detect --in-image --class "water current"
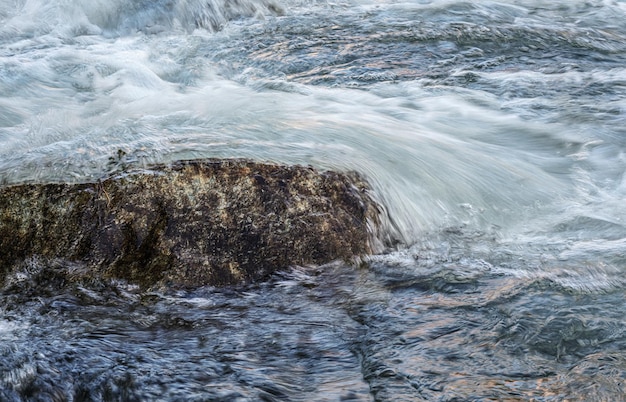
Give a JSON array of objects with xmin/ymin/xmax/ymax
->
[{"xmin": 1, "ymin": 0, "xmax": 626, "ymax": 400}]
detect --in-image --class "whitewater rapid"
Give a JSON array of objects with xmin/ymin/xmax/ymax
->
[{"xmin": 1, "ymin": 0, "xmax": 626, "ymax": 400}]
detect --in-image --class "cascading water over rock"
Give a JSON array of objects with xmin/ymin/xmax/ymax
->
[{"xmin": 2, "ymin": 0, "xmax": 626, "ymax": 399}]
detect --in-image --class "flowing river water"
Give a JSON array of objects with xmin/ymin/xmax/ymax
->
[{"xmin": 1, "ymin": 0, "xmax": 626, "ymax": 400}]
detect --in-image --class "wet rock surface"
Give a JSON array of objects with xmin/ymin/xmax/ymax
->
[{"xmin": 0, "ymin": 159, "xmax": 382, "ymax": 289}]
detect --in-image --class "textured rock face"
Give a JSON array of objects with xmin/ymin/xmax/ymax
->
[{"xmin": 0, "ymin": 159, "xmax": 382, "ymax": 288}]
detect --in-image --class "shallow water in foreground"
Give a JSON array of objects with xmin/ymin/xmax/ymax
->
[
  {"xmin": 2, "ymin": 241, "xmax": 625, "ymax": 400},
  {"xmin": 1, "ymin": 0, "xmax": 626, "ymax": 400}
]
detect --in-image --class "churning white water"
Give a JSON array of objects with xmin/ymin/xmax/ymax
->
[{"xmin": 1, "ymin": 0, "xmax": 626, "ymax": 400}]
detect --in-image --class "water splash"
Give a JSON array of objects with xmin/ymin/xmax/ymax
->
[
  {"xmin": 0, "ymin": 0, "xmax": 284, "ymax": 40},
  {"xmin": 1, "ymin": 1, "xmax": 626, "ymax": 399}
]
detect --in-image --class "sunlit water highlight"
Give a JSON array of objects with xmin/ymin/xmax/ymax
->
[{"xmin": 1, "ymin": 0, "xmax": 626, "ymax": 400}]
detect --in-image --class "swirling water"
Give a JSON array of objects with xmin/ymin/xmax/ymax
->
[{"xmin": 1, "ymin": 0, "xmax": 626, "ymax": 400}]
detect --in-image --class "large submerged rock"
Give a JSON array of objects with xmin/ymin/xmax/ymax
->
[{"xmin": 0, "ymin": 159, "xmax": 383, "ymax": 288}]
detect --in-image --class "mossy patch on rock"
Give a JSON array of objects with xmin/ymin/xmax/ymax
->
[{"xmin": 0, "ymin": 159, "xmax": 383, "ymax": 289}]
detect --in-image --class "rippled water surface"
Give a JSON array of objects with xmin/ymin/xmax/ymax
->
[{"xmin": 1, "ymin": 0, "xmax": 626, "ymax": 400}]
